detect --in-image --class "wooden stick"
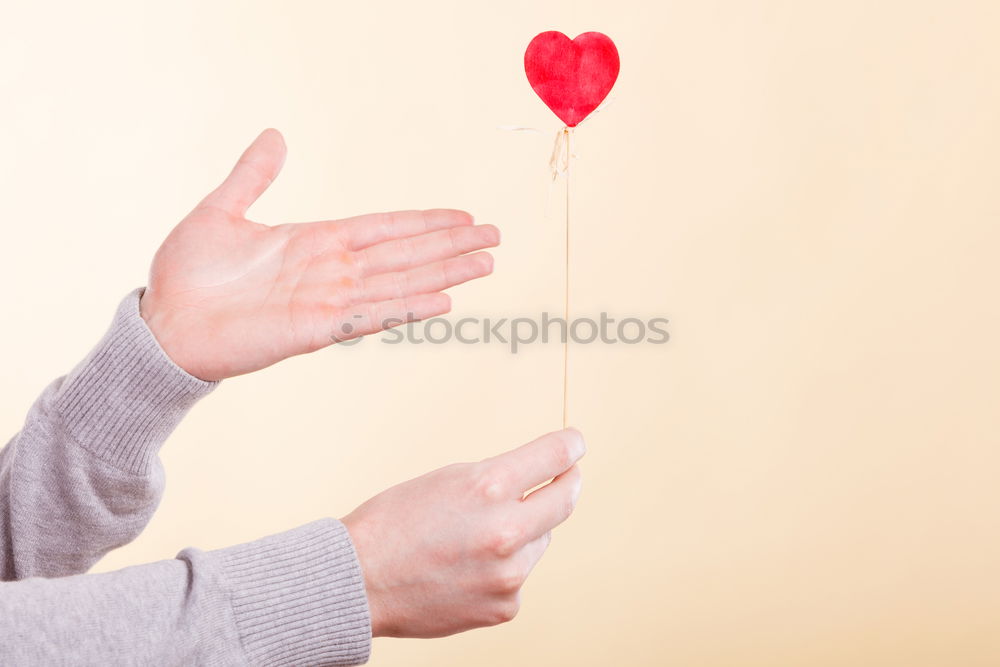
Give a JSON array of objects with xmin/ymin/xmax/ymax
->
[{"xmin": 562, "ymin": 126, "xmax": 571, "ymax": 428}]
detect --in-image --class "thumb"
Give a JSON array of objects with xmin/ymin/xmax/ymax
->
[{"xmin": 200, "ymin": 128, "xmax": 287, "ymax": 217}]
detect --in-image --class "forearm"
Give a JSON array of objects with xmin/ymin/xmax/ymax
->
[
  {"xmin": 0, "ymin": 518, "xmax": 372, "ymax": 665},
  {"xmin": 0, "ymin": 288, "xmax": 216, "ymax": 580}
]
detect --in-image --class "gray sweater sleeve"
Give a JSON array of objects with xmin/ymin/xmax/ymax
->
[
  {"xmin": 0, "ymin": 289, "xmax": 373, "ymax": 664},
  {"xmin": 0, "ymin": 288, "xmax": 217, "ymax": 580},
  {"xmin": 0, "ymin": 517, "xmax": 373, "ymax": 665}
]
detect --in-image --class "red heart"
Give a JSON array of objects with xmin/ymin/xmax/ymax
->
[{"xmin": 524, "ymin": 31, "xmax": 620, "ymax": 127}]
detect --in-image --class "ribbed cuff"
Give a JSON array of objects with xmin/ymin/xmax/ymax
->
[
  {"xmin": 218, "ymin": 518, "xmax": 373, "ymax": 666},
  {"xmin": 53, "ymin": 287, "xmax": 218, "ymax": 474}
]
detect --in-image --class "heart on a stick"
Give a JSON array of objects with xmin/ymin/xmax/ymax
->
[{"xmin": 524, "ymin": 31, "xmax": 620, "ymax": 127}]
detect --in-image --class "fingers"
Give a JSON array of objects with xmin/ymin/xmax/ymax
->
[
  {"xmin": 357, "ymin": 224, "xmax": 500, "ymax": 276},
  {"xmin": 515, "ymin": 530, "xmax": 553, "ymax": 580},
  {"xmin": 519, "ymin": 464, "xmax": 582, "ymax": 543},
  {"xmin": 339, "ymin": 209, "xmax": 475, "ymax": 251},
  {"xmin": 200, "ymin": 128, "xmax": 287, "ymax": 216},
  {"xmin": 330, "ymin": 292, "xmax": 452, "ymax": 342},
  {"xmin": 482, "ymin": 428, "xmax": 586, "ymax": 497},
  {"xmin": 359, "ymin": 252, "xmax": 494, "ymax": 302}
]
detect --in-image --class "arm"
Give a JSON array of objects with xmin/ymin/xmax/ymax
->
[
  {"xmin": 0, "ymin": 518, "xmax": 371, "ymax": 666},
  {"xmin": 1, "ymin": 127, "xmax": 526, "ymax": 662},
  {"xmin": 1, "ymin": 128, "xmax": 499, "ymax": 580},
  {"xmin": 0, "ymin": 289, "xmax": 216, "ymax": 581},
  {"xmin": 0, "ymin": 430, "xmax": 584, "ymax": 664}
]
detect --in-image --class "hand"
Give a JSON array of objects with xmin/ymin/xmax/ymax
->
[
  {"xmin": 341, "ymin": 428, "xmax": 586, "ymax": 638},
  {"xmin": 139, "ymin": 129, "xmax": 500, "ymax": 381}
]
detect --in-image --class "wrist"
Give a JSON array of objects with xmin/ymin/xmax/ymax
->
[
  {"xmin": 139, "ymin": 290, "xmax": 209, "ymax": 382},
  {"xmin": 342, "ymin": 513, "xmax": 389, "ymax": 638},
  {"xmin": 53, "ymin": 288, "xmax": 218, "ymax": 474}
]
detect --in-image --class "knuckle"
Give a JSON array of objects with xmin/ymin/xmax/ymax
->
[
  {"xmin": 355, "ymin": 247, "xmax": 372, "ymax": 275},
  {"xmin": 438, "ymin": 260, "xmax": 452, "ymax": 286},
  {"xmin": 561, "ymin": 496, "xmax": 576, "ymax": 522},
  {"xmin": 491, "ymin": 597, "xmax": 521, "ymax": 625},
  {"xmin": 491, "ymin": 563, "xmax": 526, "ymax": 594},
  {"xmin": 551, "ymin": 436, "xmax": 575, "ymax": 470},
  {"xmin": 484, "ymin": 522, "xmax": 523, "ymax": 557},
  {"xmin": 396, "ymin": 236, "xmax": 416, "ymax": 265},
  {"xmin": 363, "ymin": 301, "xmax": 381, "ymax": 328},
  {"xmin": 471, "ymin": 469, "xmax": 507, "ymax": 503},
  {"xmin": 551, "ymin": 448, "xmax": 571, "ymax": 475},
  {"xmin": 391, "ymin": 271, "xmax": 409, "ymax": 298}
]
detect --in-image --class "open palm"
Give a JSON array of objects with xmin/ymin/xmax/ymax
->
[{"xmin": 140, "ymin": 129, "xmax": 499, "ymax": 381}]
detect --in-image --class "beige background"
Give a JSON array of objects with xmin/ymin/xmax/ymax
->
[{"xmin": 2, "ymin": 1, "xmax": 1000, "ymax": 665}]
